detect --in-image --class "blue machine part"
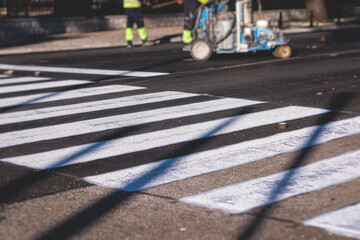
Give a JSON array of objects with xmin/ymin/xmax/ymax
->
[
  {"xmin": 241, "ymin": 27, "xmax": 289, "ymax": 52},
  {"xmin": 217, "ymin": 3, "xmax": 226, "ymax": 12},
  {"xmin": 198, "ymin": 8, "xmax": 208, "ymax": 28},
  {"xmin": 196, "ymin": 3, "xmax": 289, "ymax": 53},
  {"xmin": 198, "ymin": 3, "xmax": 226, "ymax": 29}
]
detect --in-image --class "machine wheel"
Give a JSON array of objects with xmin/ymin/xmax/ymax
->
[
  {"xmin": 190, "ymin": 40, "xmax": 213, "ymax": 61},
  {"xmin": 272, "ymin": 45, "xmax": 292, "ymax": 59}
]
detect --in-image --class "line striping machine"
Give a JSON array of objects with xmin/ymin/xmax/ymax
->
[{"xmin": 185, "ymin": 0, "xmax": 292, "ymax": 61}]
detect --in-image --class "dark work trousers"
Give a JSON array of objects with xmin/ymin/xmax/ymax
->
[
  {"xmin": 125, "ymin": 8, "xmax": 145, "ymax": 28},
  {"xmin": 184, "ymin": 0, "xmax": 200, "ymax": 30}
]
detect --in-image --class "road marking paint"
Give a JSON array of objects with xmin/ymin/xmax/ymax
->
[
  {"xmin": 0, "ymin": 80, "xmax": 94, "ymax": 94},
  {"xmin": 0, "ymin": 85, "xmax": 145, "ymax": 108},
  {"xmin": 0, "ymin": 64, "xmax": 169, "ymax": 77},
  {"xmin": 0, "ymin": 74, "xmax": 10, "ymax": 78},
  {"xmin": 180, "ymin": 150, "xmax": 360, "ymax": 214},
  {"xmin": 0, "ymin": 77, "xmax": 51, "ymax": 85},
  {"xmin": 304, "ymin": 202, "xmax": 360, "ymax": 239},
  {"xmin": 0, "ymin": 91, "xmax": 201, "ymax": 125},
  {"xmin": 84, "ymin": 117, "xmax": 360, "ymax": 191},
  {"xmin": 0, "ymin": 97, "xmax": 261, "ymax": 147},
  {"xmin": 1, "ymin": 106, "xmax": 328, "ymax": 169}
]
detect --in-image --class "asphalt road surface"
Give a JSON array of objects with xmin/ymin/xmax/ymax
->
[{"xmin": 0, "ymin": 28, "xmax": 359, "ymax": 240}]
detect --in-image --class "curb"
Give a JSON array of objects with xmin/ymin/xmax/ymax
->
[{"xmin": 0, "ymin": 13, "xmax": 184, "ymax": 39}]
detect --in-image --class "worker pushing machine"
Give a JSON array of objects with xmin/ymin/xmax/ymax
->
[
  {"xmin": 177, "ymin": 0, "xmax": 208, "ymax": 45},
  {"xmin": 123, "ymin": 0, "xmax": 151, "ymax": 48},
  {"xmin": 183, "ymin": 0, "xmax": 292, "ymax": 61}
]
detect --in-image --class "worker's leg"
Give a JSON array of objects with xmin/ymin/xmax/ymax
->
[
  {"xmin": 183, "ymin": 0, "xmax": 199, "ymax": 44},
  {"xmin": 125, "ymin": 9, "xmax": 135, "ymax": 48},
  {"xmin": 132, "ymin": 8, "xmax": 148, "ymax": 43}
]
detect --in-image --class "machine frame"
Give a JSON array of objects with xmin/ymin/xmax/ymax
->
[{"xmin": 187, "ymin": 0, "xmax": 292, "ymax": 61}]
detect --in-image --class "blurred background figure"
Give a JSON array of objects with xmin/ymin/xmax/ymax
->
[{"xmin": 124, "ymin": 0, "xmax": 151, "ymax": 48}]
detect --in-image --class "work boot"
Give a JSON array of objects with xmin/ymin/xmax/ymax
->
[
  {"xmin": 127, "ymin": 41, "xmax": 133, "ymax": 48},
  {"xmin": 142, "ymin": 39, "xmax": 153, "ymax": 47},
  {"xmin": 182, "ymin": 43, "xmax": 192, "ymax": 51}
]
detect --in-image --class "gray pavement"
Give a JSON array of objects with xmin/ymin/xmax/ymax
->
[
  {"xmin": 0, "ymin": 19, "xmax": 359, "ymax": 56},
  {"xmin": 0, "ymin": 26, "xmax": 183, "ymax": 55}
]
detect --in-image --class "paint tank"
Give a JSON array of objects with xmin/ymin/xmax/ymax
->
[{"xmin": 215, "ymin": 20, "xmax": 234, "ymax": 50}]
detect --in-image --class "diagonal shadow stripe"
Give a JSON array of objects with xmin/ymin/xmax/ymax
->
[
  {"xmin": 0, "ymin": 82, "xmax": 99, "ymax": 114},
  {"xmin": 236, "ymin": 92, "xmax": 355, "ymax": 240},
  {"xmin": 0, "ymin": 125, "xmax": 143, "ymax": 205},
  {"xmin": 33, "ymin": 108, "xmax": 252, "ymax": 240}
]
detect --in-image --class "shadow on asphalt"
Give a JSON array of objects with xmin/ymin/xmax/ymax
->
[
  {"xmin": 0, "ymin": 35, "xmax": 85, "ymax": 49},
  {"xmin": 0, "ymin": 44, "xmax": 356, "ymax": 238},
  {"xmin": 0, "ymin": 124, "xmax": 143, "ymax": 205},
  {"xmin": 31, "ymin": 93, "xmax": 353, "ymax": 240},
  {"xmin": 0, "ymin": 85, "xmax": 354, "ymax": 238},
  {"xmin": 1, "ymin": 106, "xmax": 252, "ymax": 239},
  {"xmin": 0, "ymin": 53, "xmax": 183, "ymax": 114},
  {"xmin": 235, "ymin": 92, "xmax": 355, "ymax": 240},
  {"xmin": 152, "ymin": 33, "xmax": 181, "ymax": 45}
]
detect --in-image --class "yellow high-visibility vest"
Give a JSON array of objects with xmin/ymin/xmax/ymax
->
[{"xmin": 123, "ymin": 0, "xmax": 141, "ymax": 8}]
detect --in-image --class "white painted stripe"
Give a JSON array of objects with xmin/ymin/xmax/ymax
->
[
  {"xmin": 84, "ymin": 117, "xmax": 360, "ymax": 191},
  {"xmin": 0, "ymin": 64, "xmax": 169, "ymax": 77},
  {"xmin": 0, "ymin": 85, "xmax": 145, "ymax": 108},
  {"xmin": 0, "ymin": 74, "xmax": 10, "ymax": 78},
  {"xmin": 180, "ymin": 150, "xmax": 360, "ymax": 214},
  {"xmin": 0, "ymin": 80, "xmax": 94, "ymax": 94},
  {"xmin": 304, "ymin": 202, "xmax": 360, "ymax": 239},
  {"xmin": 0, "ymin": 97, "xmax": 260, "ymax": 147},
  {"xmin": 0, "ymin": 77, "xmax": 51, "ymax": 85},
  {"xmin": 1, "ymin": 106, "xmax": 328, "ymax": 169},
  {"xmin": 0, "ymin": 91, "xmax": 201, "ymax": 125}
]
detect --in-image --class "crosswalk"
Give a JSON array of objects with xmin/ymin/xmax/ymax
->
[
  {"xmin": 0, "ymin": 79, "xmax": 95, "ymax": 94},
  {"xmin": 0, "ymin": 64, "xmax": 169, "ymax": 78},
  {"xmin": 0, "ymin": 74, "xmax": 359, "ymax": 239}
]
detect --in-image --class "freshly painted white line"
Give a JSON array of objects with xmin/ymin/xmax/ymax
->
[
  {"xmin": 0, "ymin": 77, "xmax": 51, "ymax": 85},
  {"xmin": 0, "ymin": 97, "xmax": 260, "ymax": 147},
  {"xmin": 0, "ymin": 80, "xmax": 94, "ymax": 94},
  {"xmin": 0, "ymin": 64, "xmax": 169, "ymax": 77},
  {"xmin": 0, "ymin": 91, "xmax": 201, "ymax": 125},
  {"xmin": 84, "ymin": 117, "xmax": 360, "ymax": 191},
  {"xmin": 1, "ymin": 106, "xmax": 328, "ymax": 169},
  {"xmin": 0, "ymin": 85, "xmax": 145, "ymax": 108},
  {"xmin": 180, "ymin": 150, "xmax": 360, "ymax": 214},
  {"xmin": 304, "ymin": 202, "xmax": 360, "ymax": 239}
]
